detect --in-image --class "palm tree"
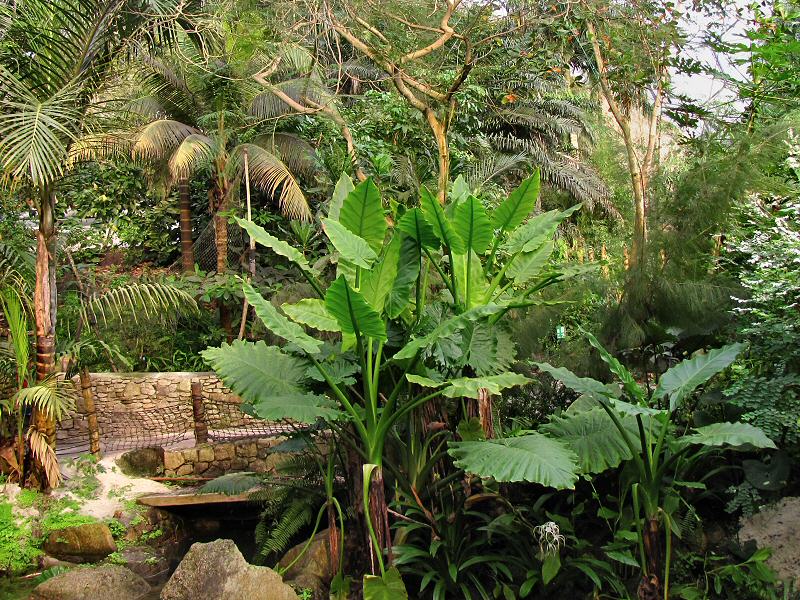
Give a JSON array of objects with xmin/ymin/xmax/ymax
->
[
  {"xmin": 130, "ymin": 37, "xmax": 315, "ymax": 274},
  {"xmin": 0, "ymin": 0, "xmax": 188, "ymax": 472}
]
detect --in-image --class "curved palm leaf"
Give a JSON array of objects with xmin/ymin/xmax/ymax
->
[
  {"xmin": 133, "ymin": 119, "xmax": 199, "ymax": 162},
  {"xmin": 168, "ymin": 132, "xmax": 215, "ymax": 180},
  {"xmin": 80, "ymin": 282, "xmax": 198, "ymax": 328},
  {"xmin": 231, "ymin": 143, "xmax": 311, "ymax": 221}
]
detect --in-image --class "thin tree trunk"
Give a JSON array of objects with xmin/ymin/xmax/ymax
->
[
  {"xmin": 80, "ymin": 368, "xmax": 100, "ymax": 457},
  {"xmin": 425, "ymin": 109, "xmax": 450, "ymax": 205},
  {"xmin": 178, "ymin": 178, "xmax": 194, "ymax": 273},
  {"xmin": 638, "ymin": 516, "xmax": 664, "ymax": 600},
  {"xmin": 32, "ymin": 187, "xmax": 57, "ymax": 488},
  {"xmin": 367, "ymin": 465, "xmax": 392, "ymax": 571}
]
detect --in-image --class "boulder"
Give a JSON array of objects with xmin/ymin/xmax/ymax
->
[
  {"xmin": 113, "ymin": 545, "xmax": 171, "ymax": 585},
  {"xmin": 44, "ymin": 522, "xmax": 117, "ymax": 563},
  {"xmin": 160, "ymin": 539, "xmax": 299, "ymax": 600},
  {"xmin": 118, "ymin": 447, "xmax": 164, "ymax": 477},
  {"xmin": 279, "ymin": 530, "xmax": 334, "ymax": 599},
  {"xmin": 29, "ymin": 565, "xmax": 150, "ymax": 600}
]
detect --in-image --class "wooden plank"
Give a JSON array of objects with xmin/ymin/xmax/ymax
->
[{"xmin": 136, "ymin": 491, "xmax": 256, "ymax": 507}]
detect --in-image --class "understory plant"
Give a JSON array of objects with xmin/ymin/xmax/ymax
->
[
  {"xmin": 449, "ymin": 331, "xmax": 776, "ymax": 599},
  {"xmin": 203, "ymin": 170, "xmax": 588, "ymax": 591}
]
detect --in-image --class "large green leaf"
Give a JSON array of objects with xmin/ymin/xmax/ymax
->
[
  {"xmin": 452, "ymin": 250, "xmax": 487, "ymax": 308},
  {"xmin": 339, "ymin": 178, "xmax": 386, "ymax": 252},
  {"xmin": 385, "ymin": 234, "xmax": 420, "ymax": 319},
  {"xmin": 653, "ymin": 344, "xmax": 744, "ymax": 411},
  {"xmin": 450, "ymin": 175, "xmax": 471, "ymax": 205},
  {"xmin": 535, "ymin": 362, "xmax": 615, "ymax": 400},
  {"xmin": 491, "ymin": 170, "xmax": 540, "ymax": 236},
  {"xmin": 397, "ymin": 208, "xmax": 439, "ymax": 249},
  {"xmin": 394, "ymin": 304, "xmax": 505, "ymax": 360},
  {"xmin": 503, "ymin": 204, "xmax": 581, "ymax": 255},
  {"xmin": 681, "ymin": 422, "xmax": 777, "ymax": 449},
  {"xmin": 448, "ymin": 433, "xmax": 579, "ymax": 489},
  {"xmin": 202, "ymin": 341, "xmax": 339, "ymax": 423},
  {"xmin": 453, "ymin": 195, "xmax": 492, "ymax": 254},
  {"xmin": 321, "ymin": 217, "xmax": 378, "ymax": 269},
  {"xmin": 243, "ymin": 282, "xmax": 322, "ymax": 354},
  {"xmin": 419, "ymin": 186, "xmax": 466, "ymax": 254},
  {"xmin": 542, "ymin": 409, "xmax": 635, "ymax": 474},
  {"xmin": 407, "ymin": 373, "xmax": 530, "ymax": 398},
  {"xmin": 361, "ymin": 234, "xmax": 400, "ymax": 313},
  {"xmin": 363, "ymin": 567, "xmax": 408, "ymax": 600},
  {"xmin": 237, "ymin": 218, "xmax": 314, "ymax": 273},
  {"xmin": 582, "ymin": 329, "xmax": 644, "ymax": 402},
  {"xmin": 325, "ymin": 275, "xmax": 386, "ymax": 341},
  {"xmin": 281, "ymin": 298, "xmax": 341, "ymax": 332},
  {"xmin": 505, "ymin": 240, "xmax": 552, "ymax": 286},
  {"xmin": 328, "ymin": 172, "xmax": 354, "ymax": 222}
]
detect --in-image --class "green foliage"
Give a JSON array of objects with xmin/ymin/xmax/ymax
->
[
  {"xmin": 0, "ymin": 502, "xmax": 41, "ymax": 574},
  {"xmin": 725, "ymin": 200, "xmax": 800, "ymax": 450}
]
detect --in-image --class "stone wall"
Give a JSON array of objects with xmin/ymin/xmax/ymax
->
[
  {"xmin": 57, "ymin": 372, "xmax": 242, "ymax": 452},
  {"xmin": 162, "ymin": 438, "xmax": 284, "ymax": 478}
]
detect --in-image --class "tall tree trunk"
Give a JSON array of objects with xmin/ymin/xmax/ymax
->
[
  {"xmin": 32, "ymin": 188, "xmax": 57, "ymax": 488},
  {"xmin": 425, "ymin": 109, "xmax": 450, "ymax": 205},
  {"xmin": 178, "ymin": 178, "xmax": 194, "ymax": 273}
]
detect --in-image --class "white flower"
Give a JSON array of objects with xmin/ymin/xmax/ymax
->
[{"xmin": 533, "ymin": 521, "xmax": 565, "ymax": 556}]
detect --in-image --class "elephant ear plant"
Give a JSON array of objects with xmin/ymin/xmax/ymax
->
[
  {"xmin": 449, "ymin": 331, "xmax": 776, "ymax": 600},
  {"xmin": 202, "ymin": 171, "xmax": 583, "ymax": 591}
]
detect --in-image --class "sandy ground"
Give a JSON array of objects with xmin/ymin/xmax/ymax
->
[
  {"xmin": 56, "ymin": 452, "xmax": 172, "ymax": 519},
  {"xmin": 739, "ymin": 496, "xmax": 800, "ymax": 584}
]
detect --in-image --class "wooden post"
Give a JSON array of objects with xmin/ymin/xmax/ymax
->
[
  {"xmin": 79, "ymin": 367, "xmax": 101, "ymax": 457},
  {"xmin": 191, "ymin": 381, "xmax": 208, "ymax": 444}
]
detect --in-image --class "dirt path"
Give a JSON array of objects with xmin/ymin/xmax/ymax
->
[{"xmin": 56, "ymin": 453, "xmax": 172, "ymax": 520}]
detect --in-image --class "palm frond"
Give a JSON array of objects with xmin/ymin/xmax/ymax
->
[
  {"xmin": 0, "ymin": 288, "xmax": 30, "ymax": 387},
  {"xmin": 167, "ymin": 132, "xmax": 215, "ymax": 181},
  {"xmin": 0, "ymin": 241, "xmax": 35, "ymax": 292},
  {"xmin": 0, "ymin": 67, "xmax": 84, "ymax": 187},
  {"xmin": 249, "ymin": 78, "xmax": 332, "ymax": 120},
  {"xmin": 27, "ymin": 426, "xmax": 61, "ymax": 488},
  {"xmin": 464, "ymin": 152, "xmax": 530, "ymax": 193},
  {"xmin": 133, "ymin": 119, "xmax": 199, "ymax": 163},
  {"xmin": 80, "ymin": 281, "xmax": 198, "ymax": 328},
  {"xmin": 232, "ymin": 143, "xmax": 311, "ymax": 221},
  {"xmin": 252, "ymin": 133, "xmax": 318, "ymax": 178},
  {"xmin": 15, "ymin": 378, "xmax": 76, "ymax": 422}
]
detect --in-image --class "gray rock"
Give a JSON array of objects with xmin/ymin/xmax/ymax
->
[
  {"xmin": 117, "ymin": 447, "xmax": 164, "ymax": 477},
  {"xmin": 113, "ymin": 545, "xmax": 171, "ymax": 585},
  {"xmin": 43, "ymin": 522, "xmax": 117, "ymax": 563},
  {"xmin": 279, "ymin": 529, "xmax": 334, "ymax": 600},
  {"xmin": 160, "ymin": 539, "xmax": 299, "ymax": 600},
  {"xmin": 29, "ymin": 565, "xmax": 150, "ymax": 600}
]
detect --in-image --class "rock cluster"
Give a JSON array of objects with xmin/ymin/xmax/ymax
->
[{"xmin": 162, "ymin": 438, "xmax": 283, "ymax": 478}]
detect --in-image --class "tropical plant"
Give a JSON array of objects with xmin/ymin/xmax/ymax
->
[
  {"xmin": 0, "ymin": 289, "xmax": 75, "ymax": 488},
  {"xmin": 0, "ymin": 0, "xmax": 189, "ymax": 478},
  {"xmin": 129, "ymin": 25, "xmax": 315, "ymax": 274},
  {"xmin": 202, "ymin": 170, "xmax": 586, "ymax": 590},
  {"xmin": 449, "ymin": 331, "xmax": 776, "ymax": 599}
]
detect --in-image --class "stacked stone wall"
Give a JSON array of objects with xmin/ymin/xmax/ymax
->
[
  {"xmin": 162, "ymin": 438, "xmax": 284, "ymax": 478},
  {"xmin": 56, "ymin": 372, "xmax": 241, "ymax": 452}
]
